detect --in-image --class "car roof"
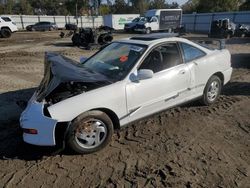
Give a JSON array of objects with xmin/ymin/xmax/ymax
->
[
  {"xmin": 116, "ymin": 33, "xmax": 191, "ymax": 46},
  {"xmin": 116, "ymin": 33, "xmax": 214, "ymax": 53}
]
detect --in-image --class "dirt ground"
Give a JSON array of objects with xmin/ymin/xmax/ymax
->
[{"xmin": 0, "ymin": 31, "xmax": 249, "ymax": 188}]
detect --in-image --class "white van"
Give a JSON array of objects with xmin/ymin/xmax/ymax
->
[{"xmin": 135, "ymin": 9, "xmax": 182, "ymax": 34}]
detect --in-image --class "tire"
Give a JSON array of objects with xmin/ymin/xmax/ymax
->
[
  {"xmin": 145, "ymin": 27, "xmax": 151, "ymax": 34},
  {"xmin": 1, "ymin": 28, "xmax": 11, "ymax": 38},
  {"xmin": 240, "ymin": 33, "xmax": 246, "ymax": 38},
  {"xmin": 66, "ymin": 110, "xmax": 114, "ymax": 154},
  {"xmin": 72, "ymin": 33, "xmax": 80, "ymax": 46},
  {"xmin": 201, "ymin": 75, "xmax": 222, "ymax": 106}
]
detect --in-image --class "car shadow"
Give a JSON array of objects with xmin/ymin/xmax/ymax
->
[
  {"xmin": 52, "ymin": 42, "xmax": 74, "ymax": 47},
  {"xmin": 222, "ymin": 82, "xmax": 250, "ymax": 96},
  {"xmin": 0, "ymin": 88, "xmax": 60, "ymax": 161},
  {"xmin": 231, "ymin": 53, "xmax": 250, "ymax": 69},
  {"xmin": 226, "ymin": 37, "xmax": 250, "ymax": 45}
]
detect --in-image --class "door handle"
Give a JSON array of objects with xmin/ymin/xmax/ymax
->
[
  {"xmin": 193, "ymin": 61, "xmax": 198, "ymax": 66},
  {"xmin": 179, "ymin": 70, "xmax": 186, "ymax": 74}
]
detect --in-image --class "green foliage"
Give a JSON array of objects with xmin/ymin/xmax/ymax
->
[
  {"xmin": 240, "ymin": 0, "xmax": 250, "ymax": 10},
  {"xmin": 99, "ymin": 4, "xmax": 110, "ymax": 15},
  {"xmin": 1, "ymin": 0, "xmax": 246, "ymax": 16},
  {"xmin": 132, "ymin": 0, "xmax": 150, "ymax": 14},
  {"xmin": 181, "ymin": 0, "xmax": 199, "ymax": 13},
  {"xmin": 196, "ymin": 0, "xmax": 240, "ymax": 12},
  {"xmin": 13, "ymin": 0, "xmax": 33, "ymax": 15},
  {"xmin": 149, "ymin": 0, "xmax": 167, "ymax": 9},
  {"xmin": 5, "ymin": 0, "xmax": 15, "ymax": 14},
  {"xmin": 182, "ymin": 0, "xmax": 243, "ymax": 13}
]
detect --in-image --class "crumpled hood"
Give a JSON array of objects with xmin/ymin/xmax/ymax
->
[
  {"xmin": 46, "ymin": 52, "xmax": 109, "ymax": 82},
  {"xmin": 36, "ymin": 52, "xmax": 111, "ymax": 102}
]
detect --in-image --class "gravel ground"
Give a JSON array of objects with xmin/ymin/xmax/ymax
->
[{"xmin": 0, "ymin": 31, "xmax": 249, "ymax": 188}]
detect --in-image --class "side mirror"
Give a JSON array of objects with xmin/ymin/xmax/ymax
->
[
  {"xmin": 80, "ymin": 56, "xmax": 88, "ymax": 63},
  {"xmin": 137, "ymin": 69, "xmax": 154, "ymax": 80}
]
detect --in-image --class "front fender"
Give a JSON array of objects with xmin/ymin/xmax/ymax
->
[{"xmin": 47, "ymin": 82, "xmax": 127, "ymax": 124}]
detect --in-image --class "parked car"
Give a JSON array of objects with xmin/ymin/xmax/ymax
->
[
  {"xmin": 124, "ymin": 17, "xmax": 146, "ymax": 32},
  {"xmin": 26, "ymin": 21, "xmax": 58, "ymax": 31},
  {"xmin": 134, "ymin": 9, "xmax": 182, "ymax": 34},
  {"xmin": 0, "ymin": 16, "xmax": 18, "ymax": 38},
  {"xmin": 20, "ymin": 33, "xmax": 232, "ymax": 154}
]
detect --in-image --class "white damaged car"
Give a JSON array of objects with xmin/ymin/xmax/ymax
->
[{"xmin": 20, "ymin": 33, "xmax": 232, "ymax": 154}]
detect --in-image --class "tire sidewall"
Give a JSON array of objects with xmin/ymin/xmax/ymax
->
[
  {"xmin": 66, "ymin": 110, "xmax": 114, "ymax": 154},
  {"xmin": 202, "ymin": 75, "xmax": 222, "ymax": 105}
]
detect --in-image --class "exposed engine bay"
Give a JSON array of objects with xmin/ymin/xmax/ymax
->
[
  {"xmin": 37, "ymin": 52, "xmax": 112, "ymax": 105},
  {"xmin": 45, "ymin": 81, "xmax": 109, "ymax": 105}
]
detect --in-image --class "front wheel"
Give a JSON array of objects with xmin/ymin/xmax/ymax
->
[
  {"xmin": 66, "ymin": 110, "xmax": 114, "ymax": 154},
  {"xmin": 1, "ymin": 28, "xmax": 11, "ymax": 38},
  {"xmin": 145, "ymin": 27, "xmax": 151, "ymax": 34},
  {"xmin": 201, "ymin": 75, "xmax": 222, "ymax": 106}
]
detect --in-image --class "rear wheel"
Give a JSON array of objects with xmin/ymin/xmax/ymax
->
[
  {"xmin": 201, "ymin": 75, "xmax": 222, "ymax": 106},
  {"xmin": 66, "ymin": 110, "xmax": 114, "ymax": 154},
  {"xmin": 1, "ymin": 28, "xmax": 11, "ymax": 38}
]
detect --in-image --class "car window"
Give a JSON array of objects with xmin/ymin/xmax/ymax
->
[
  {"xmin": 38, "ymin": 22, "xmax": 49, "ymax": 25},
  {"xmin": 1, "ymin": 17, "xmax": 11, "ymax": 22},
  {"xmin": 80, "ymin": 42, "xmax": 147, "ymax": 80},
  {"xmin": 180, "ymin": 43, "xmax": 206, "ymax": 62},
  {"xmin": 151, "ymin": 17, "xmax": 157, "ymax": 22},
  {"xmin": 139, "ymin": 43, "xmax": 182, "ymax": 73}
]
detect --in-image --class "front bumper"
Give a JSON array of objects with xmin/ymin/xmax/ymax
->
[
  {"xmin": 134, "ymin": 28, "xmax": 145, "ymax": 33},
  {"xmin": 124, "ymin": 26, "xmax": 133, "ymax": 31},
  {"xmin": 20, "ymin": 94, "xmax": 57, "ymax": 146}
]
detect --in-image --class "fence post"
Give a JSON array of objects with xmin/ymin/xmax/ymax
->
[
  {"xmin": 193, "ymin": 13, "xmax": 197, "ymax": 33},
  {"xmin": 233, "ymin": 12, "xmax": 237, "ymax": 23},
  {"xmin": 80, "ymin": 16, "xmax": 83, "ymax": 28},
  {"xmin": 211, "ymin": 13, "xmax": 215, "ymax": 22},
  {"xmin": 38, "ymin": 15, "xmax": 40, "ymax": 22},
  {"xmin": 53, "ymin": 16, "xmax": 56, "ymax": 24},
  {"xmin": 92, "ymin": 16, "xmax": 95, "ymax": 28},
  {"xmin": 20, "ymin": 15, "xmax": 24, "ymax": 30}
]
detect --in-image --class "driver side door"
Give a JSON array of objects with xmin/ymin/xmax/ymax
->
[
  {"xmin": 149, "ymin": 16, "xmax": 159, "ymax": 31},
  {"xmin": 126, "ymin": 42, "xmax": 191, "ymax": 122}
]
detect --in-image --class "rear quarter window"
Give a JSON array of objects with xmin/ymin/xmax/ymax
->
[{"xmin": 180, "ymin": 43, "xmax": 206, "ymax": 62}]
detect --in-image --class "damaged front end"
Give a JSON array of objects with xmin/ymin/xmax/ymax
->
[
  {"xmin": 37, "ymin": 52, "xmax": 112, "ymax": 105},
  {"xmin": 20, "ymin": 52, "xmax": 112, "ymax": 146}
]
